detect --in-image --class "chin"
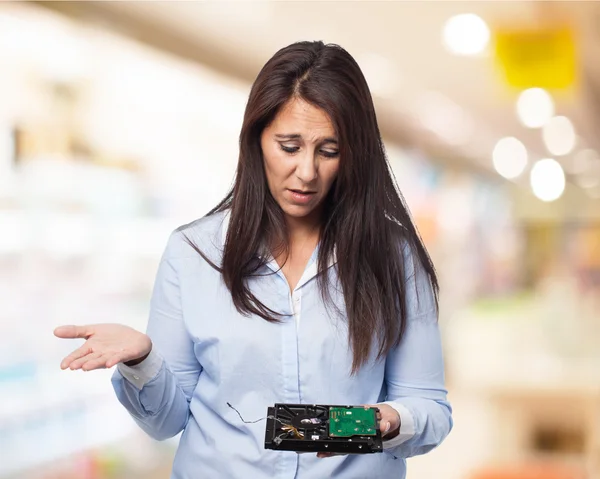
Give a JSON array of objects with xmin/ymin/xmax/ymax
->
[{"xmin": 280, "ymin": 203, "xmax": 315, "ymax": 219}]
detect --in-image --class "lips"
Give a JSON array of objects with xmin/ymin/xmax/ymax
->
[
  {"xmin": 289, "ymin": 189, "xmax": 316, "ymax": 194},
  {"xmin": 287, "ymin": 189, "xmax": 316, "ymax": 204}
]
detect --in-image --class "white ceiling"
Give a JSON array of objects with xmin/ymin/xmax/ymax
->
[{"xmin": 37, "ymin": 1, "xmax": 600, "ymax": 185}]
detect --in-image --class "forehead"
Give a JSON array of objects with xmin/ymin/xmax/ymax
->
[{"xmin": 270, "ymin": 98, "xmax": 335, "ymax": 137}]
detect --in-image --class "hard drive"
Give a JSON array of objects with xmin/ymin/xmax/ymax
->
[{"xmin": 264, "ymin": 404, "xmax": 383, "ymax": 454}]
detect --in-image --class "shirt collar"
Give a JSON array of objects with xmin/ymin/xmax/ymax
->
[{"xmin": 219, "ymin": 209, "xmax": 337, "ymax": 288}]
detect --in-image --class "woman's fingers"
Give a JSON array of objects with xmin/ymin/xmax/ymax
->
[
  {"xmin": 60, "ymin": 344, "xmax": 93, "ymax": 370},
  {"xmin": 362, "ymin": 404, "xmax": 400, "ymax": 437},
  {"xmin": 82, "ymin": 353, "xmax": 112, "ymax": 371},
  {"xmin": 55, "ymin": 325, "xmax": 151, "ymax": 372},
  {"xmin": 316, "ymin": 452, "xmax": 345, "ymax": 458},
  {"xmin": 54, "ymin": 325, "xmax": 93, "ymax": 340},
  {"xmin": 69, "ymin": 351, "xmax": 102, "ymax": 370},
  {"xmin": 70, "ymin": 350, "xmax": 128, "ymax": 371},
  {"xmin": 377, "ymin": 410, "xmax": 390, "ymax": 434},
  {"xmin": 378, "ymin": 405, "xmax": 401, "ymax": 437}
]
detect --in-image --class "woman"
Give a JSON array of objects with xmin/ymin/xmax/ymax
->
[{"xmin": 55, "ymin": 41, "xmax": 452, "ymax": 478}]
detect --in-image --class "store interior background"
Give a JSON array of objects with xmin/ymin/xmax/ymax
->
[{"xmin": 1, "ymin": 1, "xmax": 599, "ymax": 478}]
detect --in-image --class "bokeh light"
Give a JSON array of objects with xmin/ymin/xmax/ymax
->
[
  {"xmin": 516, "ymin": 88, "xmax": 555, "ymax": 128},
  {"xmin": 492, "ymin": 136, "xmax": 528, "ymax": 179},
  {"xmin": 542, "ymin": 116, "xmax": 576, "ymax": 156},
  {"xmin": 442, "ymin": 13, "xmax": 490, "ymax": 56},
  {"xmin": 530, "ymin": 158, "xmax": 566, "ymax": 202}
]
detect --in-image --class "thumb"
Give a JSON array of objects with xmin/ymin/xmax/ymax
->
[
  {"xmin": 54, "ymin": 325, "xmax": 92, "ymax": 339},
  {"xmin": 383, "ymin": 421, "xmax": 391, "ymax": 434}
]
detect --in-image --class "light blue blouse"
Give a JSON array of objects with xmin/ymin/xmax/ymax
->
[{"xmin": 112, "ymin": 210, "xmax": 452, "ymax": 479}]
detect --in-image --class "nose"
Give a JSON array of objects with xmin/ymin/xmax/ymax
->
[{"xmin": 295, "ymin": 151, "xmax": 318, "ymax": 183}]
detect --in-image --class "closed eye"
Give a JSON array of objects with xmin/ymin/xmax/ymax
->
[
  {"xmin": 280, "ymin": 145, "xmax": 339, "ymax": 158},
  {"xmin": 280, "ymin": 145, "xmax": 299, "ymax": 154},
  {"xmin": 320, "ymin": 150, "xmax": 339, "ymax": 158}
]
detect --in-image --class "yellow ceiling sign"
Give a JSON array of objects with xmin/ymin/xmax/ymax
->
[{"xmin": 494, "ymin": 26, "xmax": 577, "ymax": 90}]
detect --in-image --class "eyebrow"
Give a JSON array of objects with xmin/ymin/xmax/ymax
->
[{"xmin": 274, "ymin": 134, "xmax": 338, "ymax": 144}]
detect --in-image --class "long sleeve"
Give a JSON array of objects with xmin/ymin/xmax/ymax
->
[
  {"xmin": 111, "ymin": 231, "xmax": 202, "ymax": 441},
  {"xmin": 381, "ymin": 243, "xmax": 453, "ymax": 457}
]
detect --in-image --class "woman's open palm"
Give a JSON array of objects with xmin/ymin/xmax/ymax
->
[{"xmin": 54, "ymin": 324, "xmax": 152, "ymax": 371}]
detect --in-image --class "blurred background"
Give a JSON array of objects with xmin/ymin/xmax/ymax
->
[{"xmin": 1, "ymin": 1, "xmax": 599, "ymax": 479}]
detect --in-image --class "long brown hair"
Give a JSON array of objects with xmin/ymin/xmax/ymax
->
[{"xmin": 184, "ymin": 41, "xmax": 438, "ymax": 374}]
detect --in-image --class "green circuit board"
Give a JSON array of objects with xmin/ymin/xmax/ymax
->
[{"xmin": 329, "ymin": 407, "xmax": 378, "ymax": 437}]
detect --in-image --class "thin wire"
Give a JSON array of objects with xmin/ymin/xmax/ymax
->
[
  {"xmin": 227, "ymin": 402, "xmax": 266, "ymax": 423},
  {"xmin": 227, "ymin": 402, "xmax": 288, "ymax": 427},
  {"xmin": 277, "ymin": 430, "xmax": 293, "ymax": 441}
]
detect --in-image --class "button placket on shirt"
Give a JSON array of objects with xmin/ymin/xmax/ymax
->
[
  {"xmin": 291, "ymin": 289, "xmax": 302, "ymax": 329},
  {"xmin": 276, "ymin": 278, "xmax": 301, "ymax": 479}
]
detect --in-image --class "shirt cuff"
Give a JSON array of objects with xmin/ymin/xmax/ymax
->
[
  {"xmin": 381, "ymin": 401, "xmax": 415, "ymax": 449},
  {"xmin": 116, "ymin": 349, "xmax": 163, "ymax": 390}
]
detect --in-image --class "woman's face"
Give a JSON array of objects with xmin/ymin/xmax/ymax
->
[{"xmin": 261, "ymin": 98, "xmax": 340, "ymax": 223}]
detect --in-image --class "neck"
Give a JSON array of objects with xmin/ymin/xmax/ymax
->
[
  {"xmin": 285, "ymin": 210, "xmax": 321, "ymax": 246},
  {"xmin": 270, "ymin": 208, "xmax": 322, "ymax": 259}
]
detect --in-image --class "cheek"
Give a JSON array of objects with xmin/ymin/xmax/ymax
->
[
  {"xmin": 263, "ymin": 149, "xmax": 294, "ymax": 180},
  {"xmin": 263, "ymin": 150, "xmax": 290, "ymax": 189},
  {"xmin": 321, "ymin": 162, "xmax": 340, "ymax": 189}
]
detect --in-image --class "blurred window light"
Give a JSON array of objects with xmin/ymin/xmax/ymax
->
[
  {"xmin": 492, "ymin": 136, "xmax": 528, "ymax": 179},
  {"xmin": 41, "ymin": 213, "xmax": 94, "ymax": 258},
  {"xmin": 356, "ymin": 52, "xmax": 399, "ymax": 98},
  {"xmin": 542, "ymin": 115, "xmax": 576, "ymax": 156},
  {"xmin": 442, "ymin": 13, "xmax": 490, "ymax": 56},
  {"xmin": 530, "ymin": 158, "xmax": 565, "ymax": 202},
  {"xmin": 0, "ymin": 211, "xmax": 26, "ymax": 254},
  {"xmin": 0, "ymin": 11, "xmax": 88, "ymax": 82},
  {"xmin": 516, "ymin": 88, "xmax": 554, "ymax": 128},
  {"xmin": 415, "ymin": 91, "xmax": 474, "ymax": 146}
]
